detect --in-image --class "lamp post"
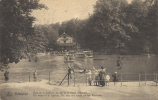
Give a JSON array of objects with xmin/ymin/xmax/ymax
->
[{"xmin": 52, "ymin": 10, "xmax": 56, "ymax": 24}]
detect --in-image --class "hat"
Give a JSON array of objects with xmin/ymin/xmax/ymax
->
[{"xmin": 101, "ymin": 67, "xmax": 103, "ymax": 69}]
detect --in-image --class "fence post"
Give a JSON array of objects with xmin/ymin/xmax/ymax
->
[
  {"xmin": 68, "ymin": 73, "xmax": 70, "ymax": 86},
  {"xmin": 139, "ymin": 74, "xmax": 140, "ymax": 87},
  {"xmin": 29, "ymin": 72, "xmax": 30, "ymax": 82},
  {"xmin": 86, "ymin": 74, "xmax": 87, "ymax": 86},
  {"xmin": 49, "ymin": 72, "xmax": 50, "ymax": 84},
  {"xmin": 145, "ymin": 73, "xmax": 146, "ymax": 86},
  {"xmin": 74, "ymin": 72, "xmax": 75, "ymax": 87},
  {"xmin": 154, "ymin": 72, "xmax": 155, "ymax": 81},
  {"xmin": 156, "ymin": 74, "xmax": 157, "ymax": 87},
  {"xmin": 121, "ymin": 73, "xmax": 122, "ymax": 87}
]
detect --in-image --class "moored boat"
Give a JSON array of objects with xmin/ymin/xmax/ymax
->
[
  {"xmin": 75, "ymin": 52, "xmax": 85, "ymax": 58},
  {"xmin": 83, "ymin": 51, "xmax": 93, "ymax": 58}
]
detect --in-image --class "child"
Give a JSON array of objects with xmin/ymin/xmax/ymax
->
[
  {"xmin": 88, "ymin": 78, "xmax": 92, "ymax": 86},
  {"xmin": 105, "ymin": 73, "xmax": 110, "ymax": 86}
]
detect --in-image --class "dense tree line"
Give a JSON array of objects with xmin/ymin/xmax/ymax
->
[
  {"xmin": 42, "ymin": 0, "xmax": 158, "ymax": 54},
  {"xmin": 33, "ymin": 23, "xmax": 60, "ymax": 51},
  {"xmin": 81, "ymin": 0, "xmax": 158, "ymax": 54}
]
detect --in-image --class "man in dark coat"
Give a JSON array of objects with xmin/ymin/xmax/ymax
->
[
  {"xmin": 113, "ymin": 72, "xmax": 117, "ymax": 85},
  {"xmin": 4, "ymin": 71, "xmax": 9, "ymax": 82},
  {"xmin": 68, "ymin": 65, "xmax": 74, "ymax": 79},
  {"xmin": 116, "ymin": 57, "xmax": 122, "ymax": 69},
  {"xmin": 99, "ymin": 67, "xmax": 106, "ymax": 86}
]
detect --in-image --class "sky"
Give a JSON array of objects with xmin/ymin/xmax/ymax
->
[{"xmin": 31, "ymin": 0, "xmax": 135, "ymax": 25}]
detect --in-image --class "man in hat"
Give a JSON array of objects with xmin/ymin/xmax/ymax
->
[{"xmin": 112, "ymin": 72, "xmax": 117, "ymax": 85}]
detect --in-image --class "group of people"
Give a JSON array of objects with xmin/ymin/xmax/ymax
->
[
  {"xmin": 64, "ymin": 55, "xmax": 74, "ymax": 62},
  {"xmin": 87, "ymin": 56, "xmax": 122, "ymax": 86},
  {"xmin": 88, "ymin": 67, "xmax": 118, "ymax": 86}
]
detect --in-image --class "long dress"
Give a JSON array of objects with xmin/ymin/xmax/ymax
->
[{"xmin": 99, "ymin": 70, "xmax": 106, "ymax": 86}]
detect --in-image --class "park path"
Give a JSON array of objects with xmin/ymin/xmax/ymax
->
[{"xmin": 0, "ymin": 81, "xmax": 158, "ymax": 100}]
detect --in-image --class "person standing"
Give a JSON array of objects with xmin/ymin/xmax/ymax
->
[
  {"xmin": 4, "ymin": 71, "xmax": 9, "ymax": 82},
  {"xmin": 33, "ymin": 71, "xmax": 37, "ymax": 82},
  {"xmin": 94, "ymin": 70, "xmax": 100, "ymax": 86},
  {"xmin": 68, "ymin": 65, "xmax": 74, "ymax": 79},
  {"xmin": 87, "ymin": 70, "xmax": 92, "ymax": 86},
  {"xmin": 105, "ymin": 73, "xmax": 110, "ymax": 86},
  {"xmin": 116, "ymin": 56, "xmax": 122, "ymax": 69},
  {"xmin": 112, "ymin": 72, "xmax": 117, "ymax": 85},
  {"xmin": 88, "ymin": 78, "xmax": 92, "ymax": 86},
  {"xmin": 35, "ymin": 57, "xmax": 38, "ymax": 62},
  {"xmin": 99, "ymin": 67, "xmax": 106, "ymax": 86}
]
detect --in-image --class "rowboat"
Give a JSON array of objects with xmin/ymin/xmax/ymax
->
[
  {"xmin": 64, "ymin": 53, "xmax": 74, "ymax": 63},
  {"xmin": 75, "ymin": 52, "xmax": 85, "ymax": 58},
  {"xmin": 83, "ymin": 51, "xmax": 93, "ymax": 58}
]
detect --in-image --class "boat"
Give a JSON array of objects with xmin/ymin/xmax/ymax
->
[
  {"xmin": 142, "ymin": 53, "xmax": 155, "ymax": 56},
  {"xmin": 57, "ymin": 53, "xmax": 64, "ymax": 56},
  {"xmin": 51, "ymin": 51, "xmax": 58, "ymax": 55},
  {"xmin": 93, "ymin": 58, "xmax": 108, "ymax": 60},
  {"xmin": 83, "ymin": 51, "xmax": 93, "ymax": 58},
  {"xmin": 75, "ymin": 52, "xmax": 85, "ymax": 58},
  {"xmin": 37, "ymin": 53, "xmax": 46, "ymax": 56},
  {"xmin": 57, "ymin": 51, "xmax": 65, "ymax": 56},
  {"xmin": 68, "ymin": 50, "xmax": 75, "ymax": 56},
  {"xmin": 79, "ymin": 70, "xmax": 91, "ymax": 73},
  {"xmin": 64, "ymin": 53, "xmax": 74, "ymax": 63}
]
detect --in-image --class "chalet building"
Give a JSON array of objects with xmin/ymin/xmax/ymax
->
[{"xmin": 56, "ymin": 32, "xmax": 76, "ymax": 51}]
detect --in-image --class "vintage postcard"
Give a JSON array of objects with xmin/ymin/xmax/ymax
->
[{"xmin": 0, "ymin": 0, "xmax": 158, "ymax": 100}]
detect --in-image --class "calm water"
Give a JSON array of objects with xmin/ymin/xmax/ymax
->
[
  {"xmin": 1, "ymin": 54, "xmax": 158, "ymax": 83},
  {"xmin": 24, "ymin": 54, "xmax": 158, "ymax": 74}
]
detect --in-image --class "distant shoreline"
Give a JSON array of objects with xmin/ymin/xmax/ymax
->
[{"xmin": 93, "ymin": 52, "xmax": 157, "ymax": 55}]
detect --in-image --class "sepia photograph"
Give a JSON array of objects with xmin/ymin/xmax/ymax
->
[{"xmin": 0, "ymin": 0, "xmax": 158, "ymax": 100}]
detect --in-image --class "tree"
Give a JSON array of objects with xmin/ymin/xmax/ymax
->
[
  {"xmin": 34, "ymin": 22, "xmax": 60, "ymax": 51},
  {"xmin": 0, "ymin": 0, "xmax": 48, "ymax": 66},
  {"xmin": 124, "ymin": 0, "xmax": 158, "ymax": 54},
  {"xmin": 82, "ymin": 0, "xmax": 138, "ymax": 53},
  {"xmin": 146, "ymin": 0, "xmax": 158, "ymax": 54}
]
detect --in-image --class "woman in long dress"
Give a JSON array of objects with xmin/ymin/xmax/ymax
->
[{"xmin": 99, "ymin": 67, "xmax": 106, "ymax": 86}]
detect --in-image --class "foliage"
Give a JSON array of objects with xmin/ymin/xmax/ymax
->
[
  {"xmin": 34, "ymin": 23, "xmax": 60, "ymax": 51},
  {"xmin": 55, "ymin": 0, "xmax": 158, "ymax": 54},
  {"xmin": 31, "ymin": 0, "xmax": 158, "ymax": 54},
  {"xmin": 0, "ymin": 0, "xmax": 47, "ymax": 65},
  {"xmin": 1, "ymin": 0, "xmax": 158, "ymax": 68}
]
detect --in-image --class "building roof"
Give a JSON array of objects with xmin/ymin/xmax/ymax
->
[{"xmin": 60, "ymin": 32, "xmax": 70, "ymax": 37}]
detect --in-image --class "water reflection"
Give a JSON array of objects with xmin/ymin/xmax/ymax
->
[{"xmin": 28, "ymin": 54, "xmax": 158, "ymax": 74}]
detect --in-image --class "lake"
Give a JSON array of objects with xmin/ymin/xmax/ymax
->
[{"xmin": 0, "ymin": 54, "xmax": 158, "ymax": 84}]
